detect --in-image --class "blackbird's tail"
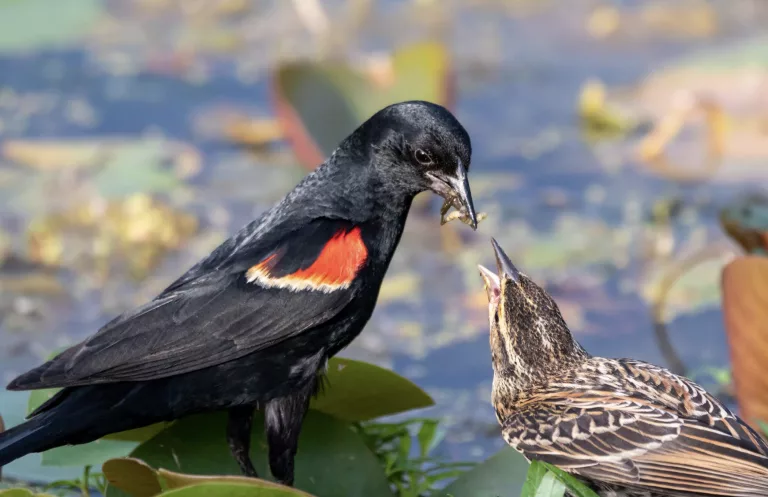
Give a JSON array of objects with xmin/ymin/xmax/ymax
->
[
  {"xmin": 0, "ymin": 409, "xmax": 59, "ymax": 467},
  {"xmin": 0, "ymin": 384, "xmax": 160, "ymax": 469}
]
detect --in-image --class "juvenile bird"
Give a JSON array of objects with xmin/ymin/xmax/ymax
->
[
  {"xmin": 0, "ymin": 100, "xmax": 478, "ymax": 486},
  {"xmin": 478, "ymin": 239, "xmax": 768, "ymax": 497}
]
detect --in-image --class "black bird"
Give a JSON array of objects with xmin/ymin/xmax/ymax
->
[
  {"xmin": 478, "ymin": 239, "xmax": 768, "ymax": 497},
  {"xmin": 0, "ymin": 101, "xmax": 478, "ymax": 486}
]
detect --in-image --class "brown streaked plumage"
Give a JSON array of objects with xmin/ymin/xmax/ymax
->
[{"xmin": 478, "ymin": 238, "xmax": 768, "ymax": 497}]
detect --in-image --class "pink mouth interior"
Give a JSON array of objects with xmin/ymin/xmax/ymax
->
[
  {"xmin": 478, "ymin": 265, "xmax": 501, "ymax": 306},
  {"xmin": 489, "ymin": 285, "xmax": 500, "ymax": 306}
]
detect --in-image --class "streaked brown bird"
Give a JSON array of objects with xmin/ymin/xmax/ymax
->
[{"xmin": 477, "ymin": 238, "xmax": 768, "ymax": 497}]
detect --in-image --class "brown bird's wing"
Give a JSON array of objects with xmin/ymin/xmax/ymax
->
[
  {"xmin": 9, "ymin": 218, "xmax": 369, "ymax": 389},
  {"xmin": 503, "ymin": 392, "xmax": 768, "ymax": 497}
]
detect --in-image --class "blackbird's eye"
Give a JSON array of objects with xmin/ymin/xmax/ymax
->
[{"xmin": 414, "ymin": 149, "xmax": 432, "ymax": 165}]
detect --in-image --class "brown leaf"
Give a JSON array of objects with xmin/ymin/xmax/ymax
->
[
  {"xmin": 2, "ymin": 139, "xmax": 201, "ymax": 178},
  {"xmin": 271, "ymin": 42, "xmax": 453, "ymax": 170},
  {"xmin": 101, "ymin": 458, "xmax": 318, "ymax": 497},
  {"xmin": 722, "ymin": 256, "xmax": 768, "ymax": 428},
  {"xmin": 157, "ymin": 469, "xmax": 315, "ymax": 495},
  {"xmin": 102, "ymin": 457, "xmax": 163, "ymax": 497},
  {"xmin": 223, "ymin": 117, "xmax": 284, "ymax": 148}
]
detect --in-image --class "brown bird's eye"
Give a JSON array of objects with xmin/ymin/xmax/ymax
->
[{"xmin": 414, "ymin": 149, "xmax": 432, "ymax": 165}]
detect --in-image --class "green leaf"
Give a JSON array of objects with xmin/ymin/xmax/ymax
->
[
  {"xmin": 416, "ymin": 420, "xmax": 440, "ymax": 458},
  {"xmin": 92, "ymin": 141, "xmax": 182, "ymax": 198},
  {"xmin": 758, "ymin": 420, "xmax": 768, "ymax": 437},
  {"xmin": 0, "ymin": 490, "xmax": 55, "ymax": 497},
  {"xmin": 520, "ymin": 460, "xmax": 548, "ymax": 497},
  {"xmin": 26, "ymin": 389, "xmax": 59, "ymax": 415},
  {"xmin": 113, "ymin": 410, "xmax": 394, "ymax": 497},
  {"xmin": 0, "ymin": 0, "xmax": 102, "ymax": 53},
  {"xmin": 533, "ymin": 472, "xmax": 566, "ymax": 497},
  {"xmin": 102, "ymin": 458, "xmax": 319, "ymax": 497},
  {"xmin": 273, "ymin": 41, "xmax": 452, "ymax": 168},
  {"xmin": 540, "ymin": 463, "xmax": 599, "ymax": 497},
  {"xmin": 441, "ymin": 448, "xmax": 530, "ymax": 497},
  {"xmin": 103, "ymin": 424, "xmax": 173, "ymax": 443},
  {"xmin": 310, "ymin": 357, "xmax": 433, "ymax": 421},
  {"xmin": 155, "ymin": 482, "xmax": 314, "ymax": 497},
  {"xmin": 39, "ymin": 438, "xmax": 137, "ymax": 468}
]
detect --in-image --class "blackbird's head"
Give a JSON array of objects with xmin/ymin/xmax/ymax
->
[
  {"xmin": 478, "ymin": 239, "xmax": 587, "ymax": 388},
  {"xmin": 360, "ymin": 100, "xmax": 478, "ymax": 229}
]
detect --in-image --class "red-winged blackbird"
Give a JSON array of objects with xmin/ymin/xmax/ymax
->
[
  {"xmin": 478, "ymin": 239, "xmax": 768, "ymax": 497},
  {"xmin": 0, "ymin": 101, "xmax": 478, "ymax": 486}
]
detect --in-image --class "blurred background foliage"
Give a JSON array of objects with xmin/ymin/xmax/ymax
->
[{"xmin": 1, "ymin": 0, "xmax": 768, "ymax": 496}]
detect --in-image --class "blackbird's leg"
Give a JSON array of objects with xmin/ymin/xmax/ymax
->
[
  {"xmin": 264, "ymin": 385, "xmax": 313, "ymax": 486},
  {"xmin": 227, "ymin": 405, "xmax": 258, "ymax": 477}
]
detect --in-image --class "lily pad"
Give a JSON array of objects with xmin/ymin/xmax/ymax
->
[
  {"xmin": 441, "ymin": 447, "xmax": 530, "ymax": 497},
  {"xmin": 92, "ymin": 143, "xmax": 181, "ymax": 198},
  {"xmin": 0, "ymin": 0, "xmax": 102, "ymax": 53},
  {"xmin": 155, "ymin": 482, "xmax": 313, "ymax": 497},
  {"xmin": 273, "ymin": 41, "xmax": 452, "ymax": 169},
  {"xmin": 114, "ymin": 410, "xmax": 394, "ymax": 497},
  {"xmin": 157, "ymin": 468, "xmax": 315, "ymax": 496},
  {"xmin": 0, "ymin": 490, "xmax": 55, "ymax": 497},
  {"xmin": 36, "ymin": 437, "xmax": 137, "ymax": 468},
  {"xmin": 2, "ymin": 138, "xmax": 199, "ymax": 197},
  {"xmin": 102, "ymin": 459, "xmax": 317, "ymax": 497},
  {"xmin": 310, "ymin": 357, "xmax": 433, "ymax": 421},
  {"xmin": 102, "ymin": 458, "xmax": 162, "ymax": 497}
]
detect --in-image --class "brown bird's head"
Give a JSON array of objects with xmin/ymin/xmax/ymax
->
[{"xmin": 478, "ymin": 239, "xmax": 588, "ymax": 398}]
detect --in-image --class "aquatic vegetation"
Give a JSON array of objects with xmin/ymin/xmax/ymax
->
[{"xmin": 26, "ymin": 193, "xmax": 198, "ymax": 281}]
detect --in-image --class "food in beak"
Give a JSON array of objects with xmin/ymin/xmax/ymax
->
[{"xmin": 432, "ymin": 158, "xmax": 485, "ymax": 229}]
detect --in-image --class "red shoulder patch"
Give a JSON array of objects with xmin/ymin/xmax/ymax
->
[{"xmin": 246, "ymin": 227, "xmax": 368, "ymax": 292}]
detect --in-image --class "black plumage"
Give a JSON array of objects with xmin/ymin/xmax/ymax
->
[{"xmin": 0, "ymin": 100, "xmax": 478, "ymax": 486}]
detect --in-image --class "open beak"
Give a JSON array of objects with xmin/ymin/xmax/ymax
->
[
  {"xmin": 427, "ymin": 158, "xmax": 478, "ymax": 230},
  {"xmin": 477, "ymin": 264, "xmax": 500, "ymax": 305},
  {"xmin": 490, "ymin": 238, "xmax": 520, "ymax": 282},
  {"xmin": 479, "ymin": 239, "xmax": 519, "ymax": 306}
]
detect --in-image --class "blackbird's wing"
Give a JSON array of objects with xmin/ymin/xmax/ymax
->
[
  {"xmin": 503, "ymin": 368, "xmax": 768, "ymax": 497},
  {"xmin": 9, "ymin": 218, "xmax": 370, "ymax": 389}
]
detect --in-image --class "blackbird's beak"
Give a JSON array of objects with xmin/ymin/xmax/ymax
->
[
  {"xmin": 427, "ymin": 158, "xmax": 478, "ymax": 230},
  {"xmin": 490, "ymin": 238, "xmax": 520, "ymax": 283}
]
